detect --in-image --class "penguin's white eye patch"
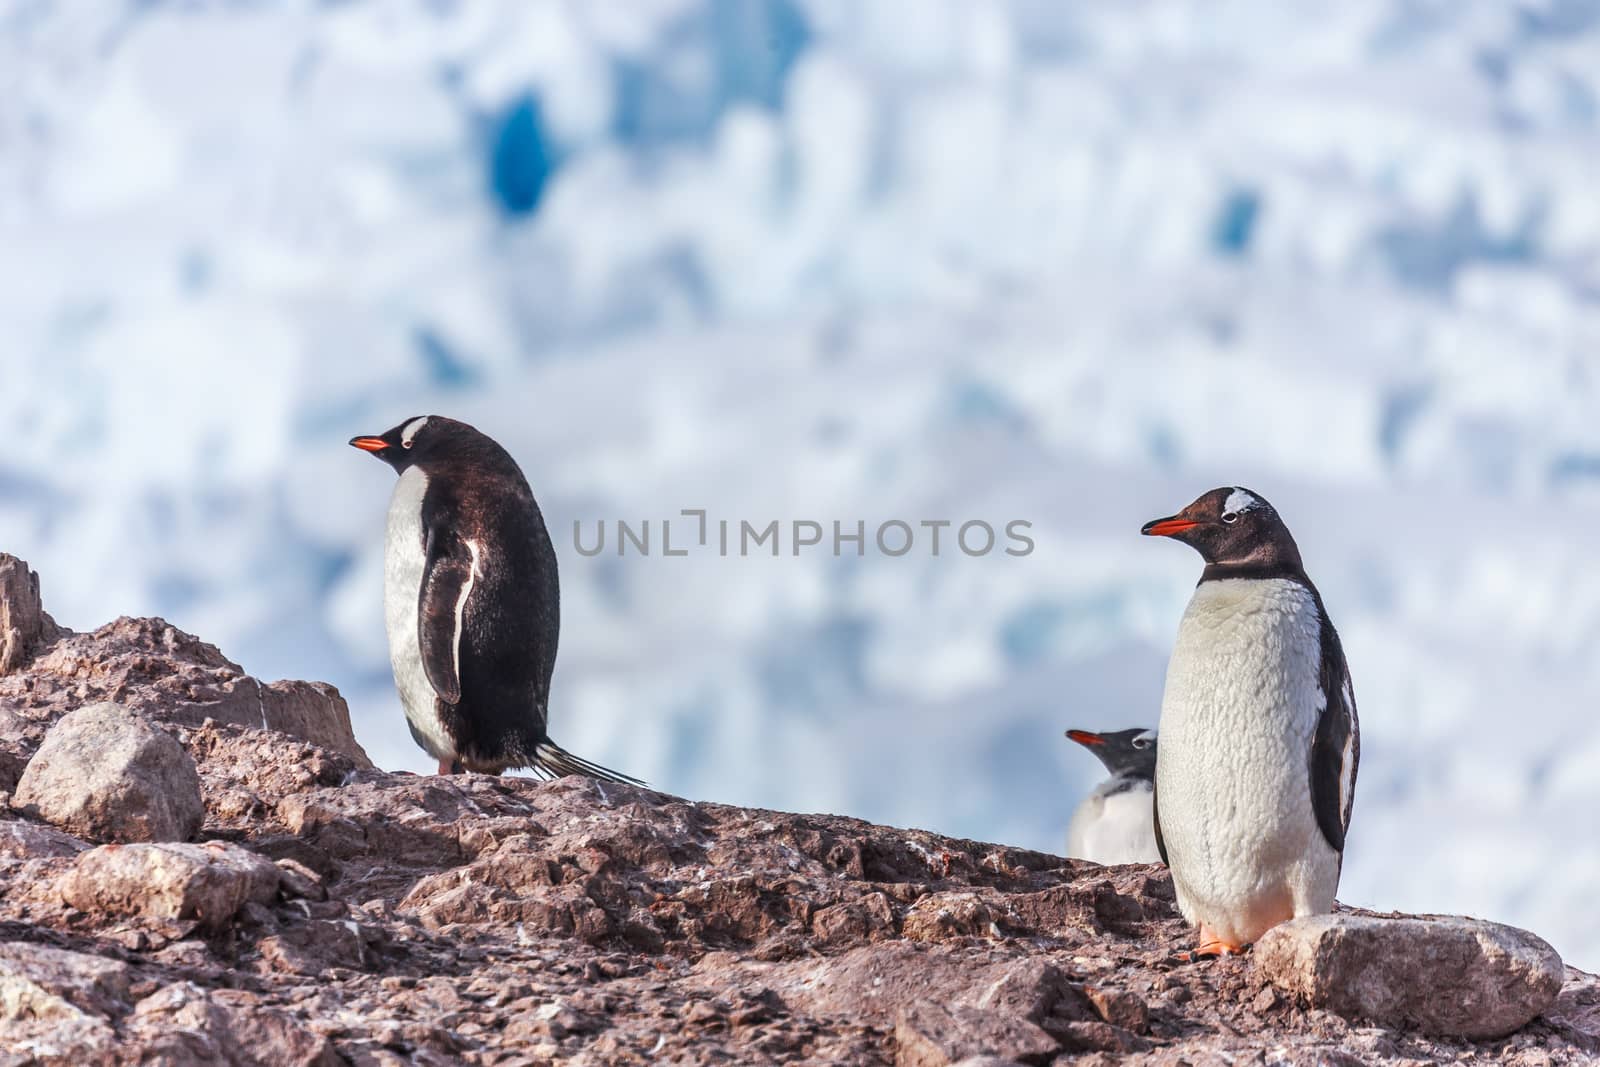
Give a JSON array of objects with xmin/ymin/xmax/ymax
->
[
  {"xmin": 1222, "ymin": 488, "xmax": 1260, "ymax": 516},
  {"xmin": 400, "ymin": 416, "xmax": 430, "ymax": 449}
]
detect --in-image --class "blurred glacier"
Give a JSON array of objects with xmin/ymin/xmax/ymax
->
[{"xmin": 3, "ymin": 1, "xmax": 1600, "ymax": 964}]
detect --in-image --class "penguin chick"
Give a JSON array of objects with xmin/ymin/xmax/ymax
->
[
  {"xmin": 351, "ymin": 415, "xmax": 642, "ymax": 784},
  {"xmin": 1064, "ymin": 727, "xmax": 1162, "ymax": 866},
  {"xmin": 1142, "ymin": 487, "xmax": 1358, "ymax": 959}
]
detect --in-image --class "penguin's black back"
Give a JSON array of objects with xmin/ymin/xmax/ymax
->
[{"xmin": 420, "ymin": 426, "xmax": 560, "ymax": 769}]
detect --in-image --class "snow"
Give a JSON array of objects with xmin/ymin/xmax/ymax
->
[{"xmin": 3, "ymin": 0, "xmax": 1600, "ymax": 966}]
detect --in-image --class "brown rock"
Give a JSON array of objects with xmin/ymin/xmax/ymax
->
[
  {"xmin": 1255, "ymin": 913, "xmax": 1565, "ymax": 1038},
  {"xmin": 812, "ymin": 892, "xmax": 896, "ymax": 946},
  {"xmin": 128, "ymin": 982, "xmax": 342, "ymax": 1066},
  {"xmin": 0, "ymin": 554, "xmax": 63, "ymax": 676},
  {"xmin": 1, "ymin": 616, "xmax": 256, "ymax": 731},
  {"xmin": 1053, "ymin": 1019, "xmax": 1150, "ymax": 1054},
  {"xmin": 1083, "ymin": 985, "xmax": 1149, "ymax": 1033},
  {"xmin": 13, "ymin": 703, "xmax": 203, "ymax": 843},
  {"xmin": 61, "ymin": 840, "xmax": 280, "ymax": 931},
  {"xmin": 0, "ymin": 942, "xmax": 128, "ymax": 1057},
  {"xmin": 894, "ymin": 1001, "xmax": 1058, "ymax": 1066},
  {"xmin": 0, "ymin": 941, "xmax": 130, "ymax": 1012},
  {"xmin": 402, "ymin": 867, "xmax": 613, "ymax": 943},
  {"xmin": 0, "ymin": 614, "xmax": 370, "ymax": 765},
  {"xmin": 0, "ymin": 742, "xmax": 26, "ymax": 793},
  {"xmin": 0, "ymin": 819, "xmax": 88, "ymax": 860},
  {"xmin": 274, "ymin": 857, "xmax": 327, "ymax": 901},
  {"xmin": 259, "ymin": 919, "xmax": 368, "ymax": 975},
  {"xmin": 1544, "ymin": 967, "xmax": 1600, "ymax": 1050},
  {"xmin": 903, "ymin": 890, "xmax": 1000, "ymax": 941},
  {"xmin": 966, "ymin": 958, "xmax": 1089, "ymax": 1024},
  {"xmin": 258, "ymin": 679, "xmax": 372, "ymax": 764}
]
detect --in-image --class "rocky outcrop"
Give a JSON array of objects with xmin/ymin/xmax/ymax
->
[
  {"xmin": 0, "ymin": 596, "xmax": 370, "ymax": 765},
  {"xmin": 13, "ymin": 703, "xmax": 204, "ymax": 843},
  {"xmin": 0, "ymin": 554, "xmax": 61, "ymax": 676},
  {"xmin": 6, "ymin": 757, "xmax": 1593, "ymax": 1066},
  {"xmin": 0, "ymin": 553, "xmax": 1595, "ymax": 1064}
]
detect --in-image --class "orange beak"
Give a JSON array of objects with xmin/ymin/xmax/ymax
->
[
  {"xmin": 349, "ymin": 436, "xmax": 389, "ymax": 453},
  {"xmin": 1141, "ymin": 516, "xmax": 1200, "ymax": 537},
  {"xmin": 1065, "ymin": 729, "xmax": 1105, "ymax": 747}
]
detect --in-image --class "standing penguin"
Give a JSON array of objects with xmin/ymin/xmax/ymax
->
[
  {"xmin": 1141, "ymin": 487, "xmax": 1358, "ymax": 957},
  {"xmin": 1064, "ymin": 727, "xmax": 1162, "ymax": 865},
  {"xmin": 350, "ymin": 415, "xmax": 640, "ymax": 783}
]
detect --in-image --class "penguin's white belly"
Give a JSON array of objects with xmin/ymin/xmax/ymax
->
[
  {"xmin": 383, "ymin": 467, "xmax": 454, "ymax": 761},
  {"xmin": 1067, "ymin": 782, "xmax": 1161, "ymax": 865},
  {"xmin": 1156, "ymin": 577, "xmax": 1339, "ymax": 947}
]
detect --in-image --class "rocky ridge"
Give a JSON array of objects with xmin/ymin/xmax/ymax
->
[{"xmin": 0, "ymin": 553, "xmax": 1596, "ymax": 1065}]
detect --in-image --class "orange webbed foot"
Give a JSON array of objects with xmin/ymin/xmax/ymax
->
[{"xmin": 1170, "ymin": 923, "xmax": 1249, "ymax": 963}]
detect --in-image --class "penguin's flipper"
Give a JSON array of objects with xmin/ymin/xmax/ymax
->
[
  {"xmin": 1151, "ymin": 778, "xmax": 1170, "ymax": 866},
  {"xmin": 417, "ymin": 526, "xmax": 478, "ymax": 705},
  {"xmin": 1309, "ymin": 619, "xmax": 1360, "ymax": 853}
]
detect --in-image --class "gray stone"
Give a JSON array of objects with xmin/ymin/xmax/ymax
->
[
  {"xmin": 12, "ymin": 702, "xmax": 203, "ymax": 843},
  {"xmin": 1255, "ymin": 913, "xmax": 1564, "ymax": 1039},
  {"xmin": 60, "ymin": 840, "xmax": 280, "ymax": 932}
]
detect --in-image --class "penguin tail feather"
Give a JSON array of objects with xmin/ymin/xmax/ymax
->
[{"xmin": 532, "ymin": 741, "xmax": 646, "ymax": 787}]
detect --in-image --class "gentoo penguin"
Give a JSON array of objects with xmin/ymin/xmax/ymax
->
[
  {"xmin": 1141, "ymin": 487, "xmax": 1358, "ymax": 958},
  {"xmin": 350, "ymin": 415, "xmax": 640, "ymax": 783},
  {"xmin": 1064, "ymin": 727, "xmax": 1163, "ymax": 865}
]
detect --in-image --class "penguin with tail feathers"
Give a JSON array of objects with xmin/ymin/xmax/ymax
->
[{"xmin": 351, "ymin": 415, "xmax": 641, "ymax": 784}]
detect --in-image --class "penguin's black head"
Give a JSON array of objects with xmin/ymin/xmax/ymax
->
[
  {"xmin": 1140, "ymin": 486, "xmax": 1303, "ymax": 570},
  {"xmin": 349, "ymin": 415, "xmax": 460, "ymax": 473},
  {"xmin": 1066, "ymin": 727, "xmax": 1157, "ymax": 781}
]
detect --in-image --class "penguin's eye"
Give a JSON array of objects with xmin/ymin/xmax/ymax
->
[
  {"xmin": 1132, "ymin": 737, "xmax": 1150, "ymax": 749},
  {"xmin": 402, "ymin": 439, "xmax": 415, "ymax": 449},
  {"xmin": 1221, "ymin": 511, "xmax": 1239, "ymax": 524}
]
